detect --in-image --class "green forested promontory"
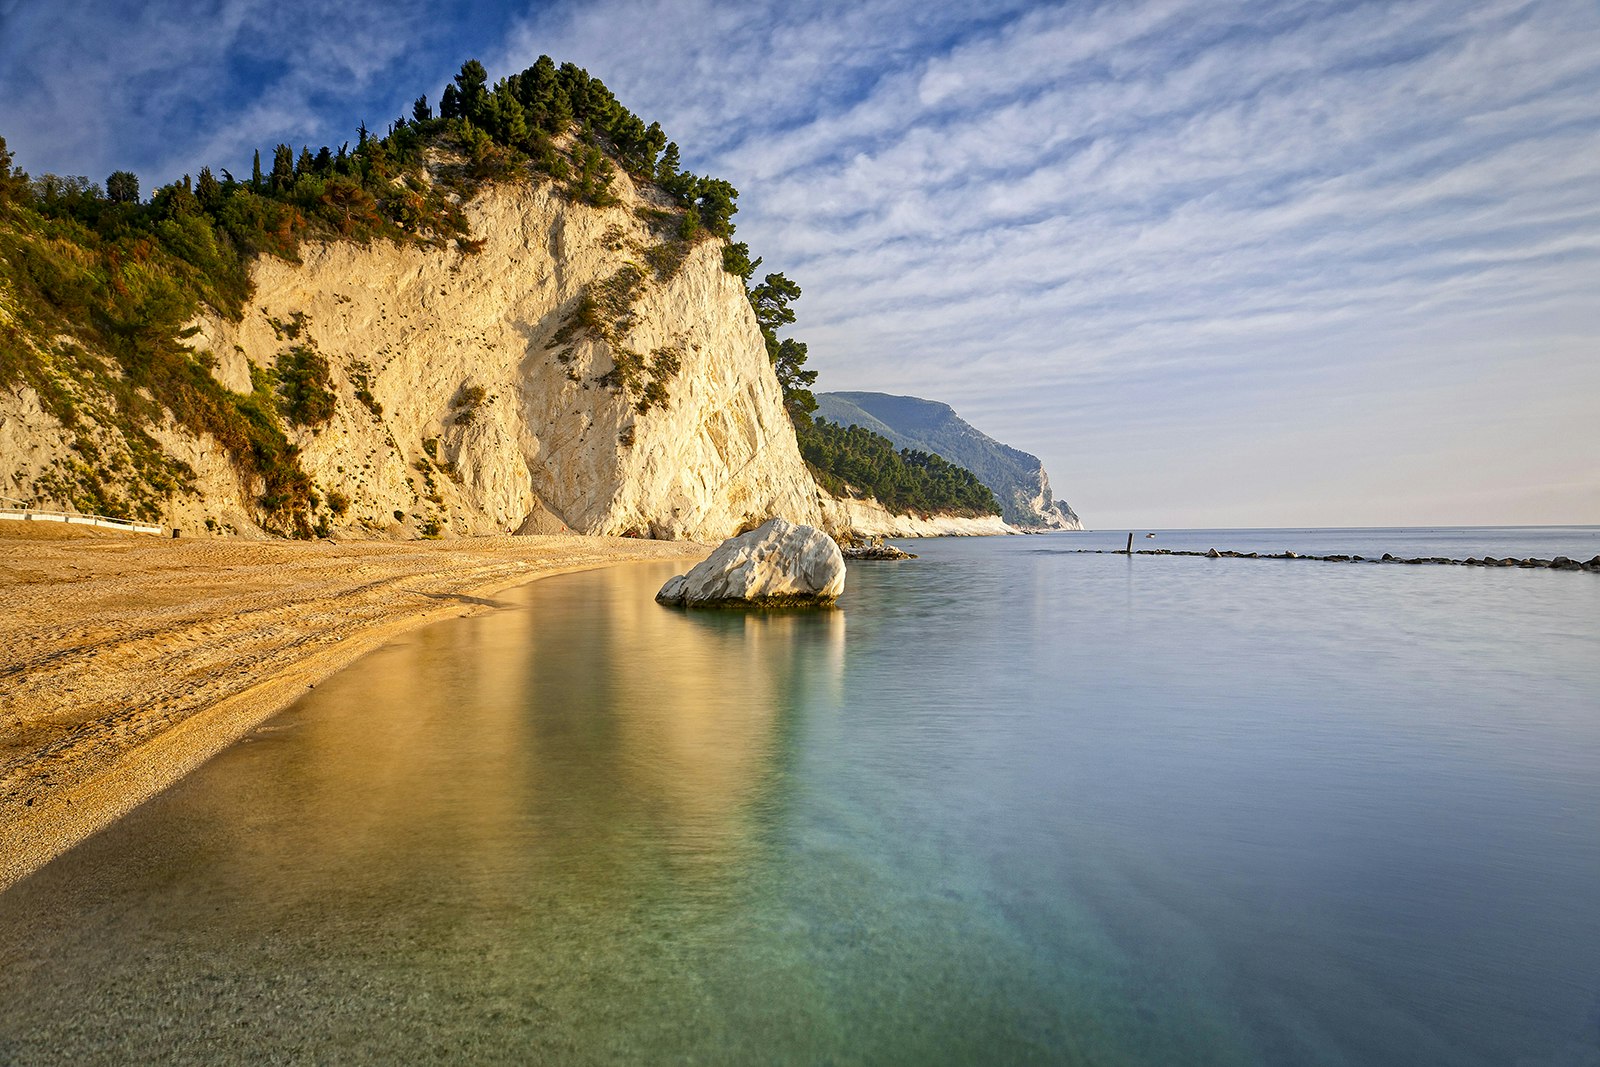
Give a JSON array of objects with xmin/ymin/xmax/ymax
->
[{"xmin": 795, "ymin": 417, "xmax": 1000, "ymax": 517}]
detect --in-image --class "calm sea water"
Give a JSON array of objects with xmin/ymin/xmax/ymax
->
[{"xmin": 2, "ymin": 527, "xmax": 1597, "ymax": 1065}]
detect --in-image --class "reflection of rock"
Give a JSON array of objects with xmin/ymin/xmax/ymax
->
[{"xmin": 657, "ymin": 518, "xmax": 845, "ymax": 607}]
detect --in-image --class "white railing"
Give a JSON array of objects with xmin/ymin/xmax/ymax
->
[{"xmin": 0, "ymin": 506, "xmax": 164, "ymax": 535}]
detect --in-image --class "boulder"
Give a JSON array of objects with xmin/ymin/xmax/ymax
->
[{"xmin": 656, "ymin": 518, "xmax": 846, "ymax": 607}]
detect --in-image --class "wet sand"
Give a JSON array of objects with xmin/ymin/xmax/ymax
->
[{"xmin": 0, "ymin": 525, "xmax": 705, "ymax": 891}]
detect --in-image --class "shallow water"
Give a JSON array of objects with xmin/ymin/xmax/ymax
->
[{"xmin": 2, "ymin": 530, "xmax": 1598, "ymax": 1065}]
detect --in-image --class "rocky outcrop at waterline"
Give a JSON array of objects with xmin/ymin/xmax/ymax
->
[
  {"xmin": 817, "ymin": 493, "xmax": 1014, "ymax": 539},
  {"xmin": 842, "ymin": 539, "xmax": 916, "ymax": 561},
  {"xmin": 656, "ymin": 518, "xmax": 845, "ymax": 607}
]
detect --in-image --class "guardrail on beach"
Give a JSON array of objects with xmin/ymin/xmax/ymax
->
[{"xmin": 0, "ymin": 506, "xmax": 164, "ymax": 535}]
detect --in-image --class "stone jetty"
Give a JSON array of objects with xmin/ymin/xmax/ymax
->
[{"xmin": 1073, "ymin": 548, "xmax": 1600, "ymax": 571}]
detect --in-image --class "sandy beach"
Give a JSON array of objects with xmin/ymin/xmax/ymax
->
[{"xmin": 0, "ymin": 524, "xmax": 706, "ymax": 892}]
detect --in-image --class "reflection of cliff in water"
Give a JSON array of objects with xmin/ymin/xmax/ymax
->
[
  {"xmin": 182, "ymin": 557, "xmax": 847, "ymax": 910},
  {"xmin": 0, "ymin": 559, "xmax": 848, "ymax": 1061},
  {"xmin": 514, "ymin": 564, "xmax": 847, "ymax": 880}
]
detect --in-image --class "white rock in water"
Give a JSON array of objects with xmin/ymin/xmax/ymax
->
[{"xmin": 657, "ymin": 518, "xmax": 845, "ymax": 607}]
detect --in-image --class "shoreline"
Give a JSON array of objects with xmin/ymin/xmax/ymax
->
[{"xmin": 0, "ymin": 527, "xmax": 706, "ymax": 892}]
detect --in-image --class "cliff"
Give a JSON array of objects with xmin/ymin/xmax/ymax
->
[
  {"xmin": 1, "ymin": 165, "xmax": 824, "ymax": 541},
  {"xmin": 818, "ymin": 495, "xmax": 1013, "ymax": 538},
  {"xmin": 814, "ymin": 391, "xmax": 1083, "ymax": 531}
]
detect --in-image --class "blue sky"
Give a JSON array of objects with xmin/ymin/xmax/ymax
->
[{"xmin": 3, "ymin": 0, "xmax": 1597, "ymax": 528}]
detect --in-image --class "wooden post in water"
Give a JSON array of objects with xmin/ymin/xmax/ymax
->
[{"xmin": 1126, "ymin": 532, "xmax": 1133, "ymax": 555}]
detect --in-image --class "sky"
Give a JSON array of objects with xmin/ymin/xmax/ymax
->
[{"xmin": 2, "ymin": 0, "xmax": 1597, "ymax": 529}]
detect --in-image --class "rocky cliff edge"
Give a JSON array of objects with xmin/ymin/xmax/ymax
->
[{"xmin": 2, "ymin": 163, "xmax": 824, "ymax": 541}]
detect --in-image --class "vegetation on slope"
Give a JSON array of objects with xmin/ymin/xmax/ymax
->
[
  {"xmin": 0, "ymin": 113, "xmax": 479, "ymax": 532},
  {"xmin": 795, "ymin": 417, "xmax": 1000, "ymax": 517},
  {"xmin": 0, "ymin": 57, "xmax": 772, "ymax": 533},
  {"xmin": 0, "ymin": 53, "xmax": 992, "ymax": 531},
  {"xmin": 815, "ymin": 391, "xmax": 1077, "ymax": 527},
  {"xmin": 731, "ymin": 242, "xmax": 997, "ymax": 517}
]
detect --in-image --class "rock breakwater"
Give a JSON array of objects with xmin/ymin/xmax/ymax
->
[{"xmin": 1073, "ymin": 549, "xmax": 1600, "ymax": 571}]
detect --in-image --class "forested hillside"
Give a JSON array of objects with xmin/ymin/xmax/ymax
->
[
  {"xmin": 815, "ymin": 392, "xmax": 1081, "ymax": 529},
  {"xmin": 0, "ymin": 55, "xmax": 995, "ymax": 531},
  {"xmin": 795, "ymin": 418, "xmax": 999, "ymax": 517},
  {"xmin": 0, "ymin": 59, "xmax": 790, "ymax": 532}
]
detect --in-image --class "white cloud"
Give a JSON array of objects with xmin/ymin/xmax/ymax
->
[
  {"xmin": 4, "ymin": 0, "xmax": 1596, "ymax": 525},
  {"xmin": 0, "ymin": 0, "xmax": 455, "ymax": 184}
]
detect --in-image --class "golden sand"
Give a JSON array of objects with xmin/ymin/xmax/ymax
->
[{"xmin": 0, "ymin": 524, "xmax": 704, "ymax": 891}]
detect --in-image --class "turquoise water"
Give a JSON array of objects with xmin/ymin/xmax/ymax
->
[{"xmin": 2, "ymin": 529, "xmax": 1598, "ymax": 1065}]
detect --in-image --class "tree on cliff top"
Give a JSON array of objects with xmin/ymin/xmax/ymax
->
[
  {"xmin": 105, "ymin": 170, "xmax": 140, "ymax": 205},
  {"xmin": 747, "ymin": 271, "xmax": 817, "ymax": 418}
]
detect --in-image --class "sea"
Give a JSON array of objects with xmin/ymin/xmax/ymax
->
[{"xmin": 1, "ymin": 526, "xmax": 1597, "ymax": 1066}]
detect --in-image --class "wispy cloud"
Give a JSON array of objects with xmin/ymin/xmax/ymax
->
[
  {"xmin": 4, "ymin": 0, "xmax": 1597, "ymax": 524},
  {"xmin": 499, "ymin": 0, "xmax": 1600, "ymax": 524},
  {"xmin": 0, "ymin": 0, "xmax": 510, "ymax": 183}
]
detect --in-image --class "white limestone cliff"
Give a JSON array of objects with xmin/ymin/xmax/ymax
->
[
  {"xmin": 0, "ymin": 164, "xmax": 1044, "ymax": 544},
  {"xmin": 818, "ymin": 495, "xmax": 1015, "ymax": 539},
  {"xmin": 1017, "ymin": 465, "xmax": 1082, "ymax": 532},
  {"xmin": 0, "ymin": 166, "xmax": 824, "ymax": 541},
  {"xmin": 183, "ymin": 172, "xmax": 821, "ymax": 540}
]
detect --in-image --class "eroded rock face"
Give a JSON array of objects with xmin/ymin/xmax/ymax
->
[
  {"xmin": 817, "ymin": 494, "xmax": 1015, "ymax": 539},
  {"xmin": 656, "ymin": 518, "xmax": 845, "ymax": 607},
  {"xmin": 1, "ymin": 164, "xmax": 823, "ymax": 541},
  {"xmin": 195, "ymin": 177, "xmax": 824, "ymax": 541}
]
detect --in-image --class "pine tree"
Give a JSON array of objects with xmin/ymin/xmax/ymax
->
[
  {"xmin": 0, "ymin": 135, "xmax": 28, "ymax": 203},
  {"xmin": 271, "ymin": 144, "xmax": 294, "ymax": 192},
  {"xmin": 106, "ymin": 170, "xmax": 139, "ymax": 203},
  {"xmin": 657, "ymin": 142, "xmax": 681, "ymax": 188},
  {"xmin": 722, "ymin": 242, "xmax": 760, "ymax": 282},
  {"xmin": 453, "ymin": 60, "xmax": 489, "ymax": 121},
  {"xmin": 413, "ymin": 95, "xmax": 432, "ymax": 122},
  {"xmin": 772, "ymin": 338, "xmax": 818, "ymax": 417},
  {"xmin": 251, "ymin": 149, "xmax": 263, "ymax": 191},
  {"xmin": 749, "ymin": 272, "xmax": 801, "ymax": 336},
  {"xmin": 693, "ymin": 177, "xmax": 738, "ymax": 236},
  {"xmin": 195, "ymin": 166, "xmax": 220, "ymax": 208}
]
